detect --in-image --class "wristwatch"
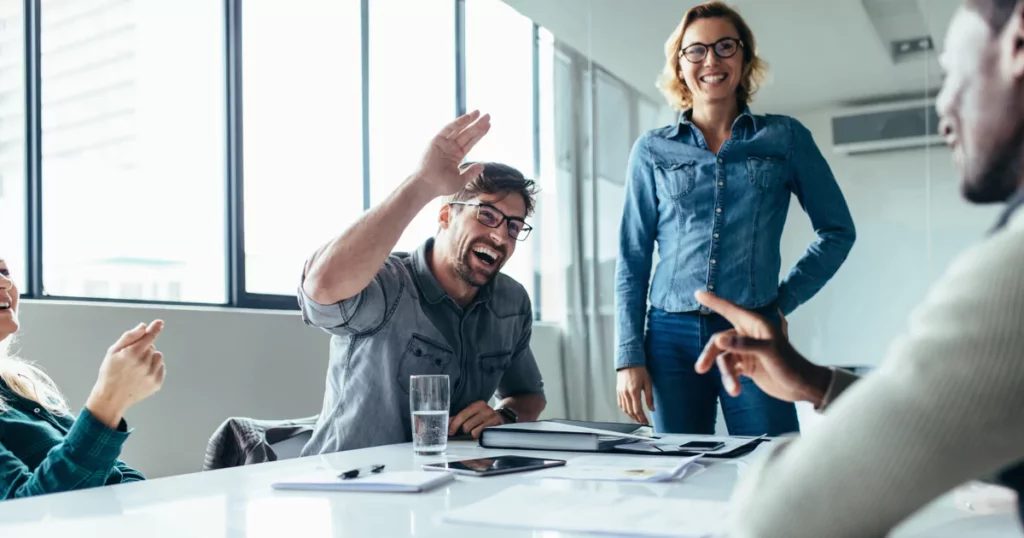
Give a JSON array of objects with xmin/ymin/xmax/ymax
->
[{"xmin": 496, "ymin": 407, "xmax": 518, "ymax": 424}]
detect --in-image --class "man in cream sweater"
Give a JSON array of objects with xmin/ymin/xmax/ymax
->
[{"xmin": 692, "ymin": 0, "xmax": 1024, "ymax": 536}]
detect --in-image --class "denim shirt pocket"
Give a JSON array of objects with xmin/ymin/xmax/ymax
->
[
  {"xmin": 478, "ymin": 350, "xmax": 512, "ymax": 391},
  {"xmin": 653, "ymin": 158, "xmax": 697, "ymax": 199},
  {"xmin": 746, "ymin": 155, "xmax": 788, "ymax": 190},
  {"xmin": 397, "ymin": 333, "xmax": 456, "ymax": 395}
]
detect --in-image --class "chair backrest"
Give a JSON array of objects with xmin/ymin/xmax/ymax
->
[
  {"xmin": 203, "ymin": 416, "xmax": 318, "ymax": 471},
  {"xmin": 269, "ymin": 429, "xmax": 313, "ymax": 460}
]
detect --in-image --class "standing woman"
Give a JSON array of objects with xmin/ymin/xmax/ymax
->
[{"xmin": 614, "ymin": 1, "xmax": 855, "ymax": 435}]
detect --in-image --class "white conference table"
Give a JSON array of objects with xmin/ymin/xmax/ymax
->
[{"xmin": 0, "ymin": 441, "xmax": 1018, "ymax": 537}]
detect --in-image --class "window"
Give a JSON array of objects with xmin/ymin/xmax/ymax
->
[
  {"xmin": 595, "ymin": 71, "xmax": 631, "ymax": 184},
  {"xmin": 241, "ymin": 0, "xmax": 363, "ymax": 296},
  {"xmin": 5, "ymin": 0, "xmax": 576, "ymax": 315},
  {"xmin": 40, "ymin": 0, "xmax": 227, "ymax": 302},
  {"xmin": 0, "ymin": 0, "xmax": 27, "ymax": 283},
  {"xmin": 368, "ymin": 0, "xmax": 455, "ymax": 254},
  {"xmin": 464, "ymin": 0, "xmax": 536, "ymax": 299},
  {"xmin": 593, "ymin": 70, "xmax": 631, "ymax": 309},
  {"xmin": 536, "ymin": 31, "xmax": 567, "ymax": 322},
  {"xmin": 637, "ymin": 97, "xmax": 663, "ymax": 133}
]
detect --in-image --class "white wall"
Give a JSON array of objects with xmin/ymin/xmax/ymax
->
[
  {"xmin": 502, "ymin": 0, "xmax": 960, "ymax": 115},
  {"xmin": 781, "ymin": 109, "xmax": 1001, "ymax": 368},
  {"xmin": 14, "ymin": 300, "xmax": 566, "ymax": 479},
  {"xmin": 502, "ymin": 0, "xmax": 673, "ymax": 103}
]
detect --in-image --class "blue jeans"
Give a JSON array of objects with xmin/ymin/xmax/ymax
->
[{"xmin": 644, "ymin": 307, "xmax": 800, "ymax": 436}]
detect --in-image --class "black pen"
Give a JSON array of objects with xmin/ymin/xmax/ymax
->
[{"xmin": 339, "ymin": 464, "xmax": 386, "ymax": 479}]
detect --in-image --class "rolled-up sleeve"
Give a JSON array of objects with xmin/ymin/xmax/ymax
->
[{"xmin": 297, "ymin": 256, "xmax": 405, "ymax": 336}]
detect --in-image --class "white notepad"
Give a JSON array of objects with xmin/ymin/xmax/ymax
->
[{"xmin": 272, "ymin": 471, "xmax": 455, "ymax": 493}]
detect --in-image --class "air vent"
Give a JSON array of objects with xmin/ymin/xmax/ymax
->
[{"xmin": 831, "ymin": 98, "xmax": 942, "ymax": 155}]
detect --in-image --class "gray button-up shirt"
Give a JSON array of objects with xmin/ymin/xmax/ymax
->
[{"xmin": 298, "ymin": 238, "xmax": 545, "ymax": 455}]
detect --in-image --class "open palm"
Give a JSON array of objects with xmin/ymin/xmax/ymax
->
[{"xmin": 416, "ymin": 110, "xmax": 492, "ymax": 198}]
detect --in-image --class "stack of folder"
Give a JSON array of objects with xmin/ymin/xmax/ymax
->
[{"xmin": 479, "ymin": 419, "xmax": 766, "ymax": 458}]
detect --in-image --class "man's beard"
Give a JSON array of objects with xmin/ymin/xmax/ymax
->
[
  {"xmin": 964, "ymin": 115, "xmax": 1024, "ymax": 204},
  {"xmin": 453, "ymin": 248, "xmax": 500, "ymax": 288}
]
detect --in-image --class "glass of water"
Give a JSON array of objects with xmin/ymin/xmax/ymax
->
[{"xmin": 410, "ymin": 374, "xmax": 450, "ymax": 455}]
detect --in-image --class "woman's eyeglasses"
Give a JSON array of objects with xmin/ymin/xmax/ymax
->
[{"xmin": 679, "ymin": 37, "xmax": 743, "ymax": 64}]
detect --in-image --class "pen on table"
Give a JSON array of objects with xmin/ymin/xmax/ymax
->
[{"xmin": 339, "ymin": 464, "xmax": 386, "ymax": 479}]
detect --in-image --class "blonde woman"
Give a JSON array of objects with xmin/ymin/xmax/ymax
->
[
  {"xmin": 0, "ymin": 258, "xmax": 166, "ymax": 499},
  {"xmin": 614, "ymin": 1, "xmax": 856, "ymax": 435}
]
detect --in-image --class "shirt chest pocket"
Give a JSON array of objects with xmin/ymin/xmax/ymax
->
[
  {"xmin": 746, "ymin": 155, "xmax": 788, "ymax": 190},
  {"xmin": 653, "ymin": 159, "xmax": 696, "ymax": 199},
  {"xmin": 477, "ymin": 351, "xmax": 512, "ymax": 390},
  {"xmin": 397, "ymin": 333, "xmax": 456, "ymax": 395}
]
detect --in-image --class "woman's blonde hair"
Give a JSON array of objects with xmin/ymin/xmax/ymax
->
[
  {"xmin": 0, "ymin": 337, "xmax": 70, "ymax": 415},
  {"xmin": 656, "ymin": 1, "xmax": 768, "ymax": 112}
]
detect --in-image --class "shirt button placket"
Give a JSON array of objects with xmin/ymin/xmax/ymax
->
[{"xmin": 708, "ymin": 155, "xmax": 726, "ymax": 299}]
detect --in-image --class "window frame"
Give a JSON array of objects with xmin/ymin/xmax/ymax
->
[{"xmin": 16, "ymin": 0, "xmax": 544, "ymax": 318}]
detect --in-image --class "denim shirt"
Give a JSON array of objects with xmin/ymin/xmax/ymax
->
[{"xmin": 615, "ymin": 108, "xmax": 856, "ymax": 369}]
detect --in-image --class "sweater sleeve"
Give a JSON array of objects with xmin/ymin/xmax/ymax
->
[{"xmin": 728, "ymin": 224, "xmax": 1024, "ymax": 538}]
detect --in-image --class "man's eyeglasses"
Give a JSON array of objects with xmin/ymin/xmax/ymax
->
[
  {"xmin": 449, "ymin": 202, "xmax": 533, "ymax": 241},
  {"xmin": 679, "ymin": 37, "xmax": 743, "ymax": 64}
]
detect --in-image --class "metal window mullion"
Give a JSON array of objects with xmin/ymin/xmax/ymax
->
[{"xmin": 24, "ymin": 0, "xmax": 43, "ymax": 297}]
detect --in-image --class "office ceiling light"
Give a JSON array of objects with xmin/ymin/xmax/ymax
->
[{"xmin": 862, "ymin": 0, "xmax": 934, "ymax": 63}]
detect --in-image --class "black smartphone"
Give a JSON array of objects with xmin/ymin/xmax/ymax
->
[
  {"xmin": 679, "ymin": 440, "xmax": 726, "ymax": 451},
  {"xmin": 422, "ymin": 455, "xmax": 566, "ymax": 477}
]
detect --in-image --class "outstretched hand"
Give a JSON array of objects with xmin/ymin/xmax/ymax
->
[{"xmin": 693, "ymin": 291, "xmax": 830, "ymax": 406}]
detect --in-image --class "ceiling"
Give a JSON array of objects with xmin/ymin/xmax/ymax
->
[{"xmin": 503, "ymin": 0, "xmax": 962, "ymax": 114}]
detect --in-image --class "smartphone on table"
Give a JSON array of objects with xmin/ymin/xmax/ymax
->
[
  {"xmin": 422, "ymin": 455, "xmax": 566, "ymax": 477},
  {"xmin": 678, "ymin": 440, "xmax": 726, "ymax": 451}
]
